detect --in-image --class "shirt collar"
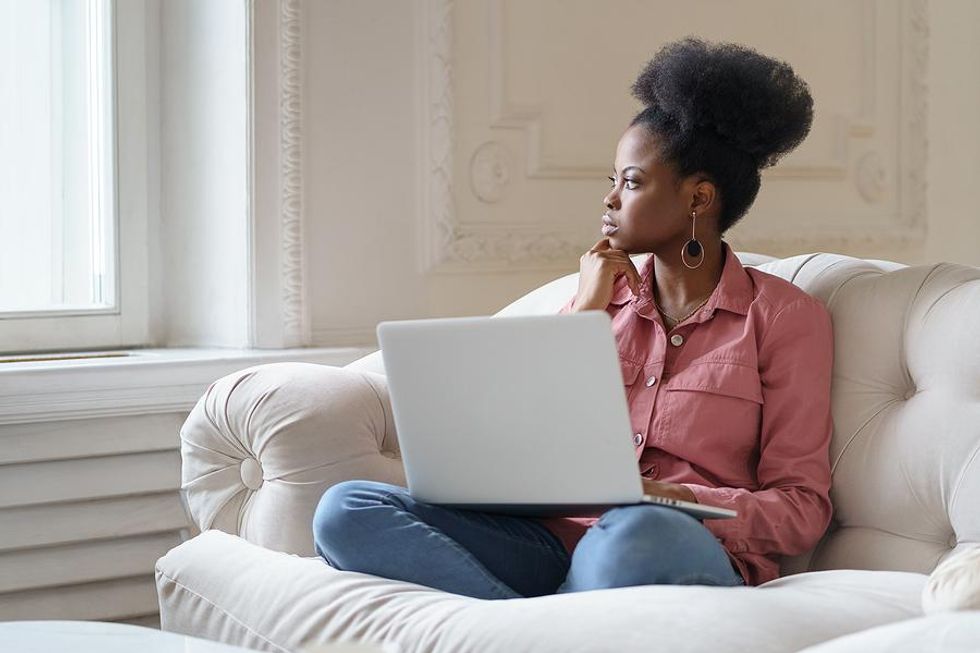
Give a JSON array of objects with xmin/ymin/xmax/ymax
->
[{"xmin": 616, "ymin": 240, "xmax": 753, "ymax": 318}]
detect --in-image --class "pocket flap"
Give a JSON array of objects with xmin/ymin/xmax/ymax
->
[
  {"xmin": 608, "ymin": 281, "xmax": 633, "ymax": 306},
  {"xmin": 664, "ymin": 362, "xmax": 763, "ymax": 404},
  {"xmin": 619, "ymin": 359, "xmax": 644, "ymax": 386}
]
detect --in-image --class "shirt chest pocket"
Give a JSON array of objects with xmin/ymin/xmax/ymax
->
[
  {"xmin": 619, "ymin": 359, "xmax": 644, "ymax": 402},
  {"xmin": 659, "ymin": 362, "xmax": 764, "ymax": 457}
]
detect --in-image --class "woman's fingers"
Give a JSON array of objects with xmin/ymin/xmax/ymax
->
[
  {"xmin": 575, "ymin": 239, "xmax": 646, "ymax": 310},
  {"xmin": 606, "ymin": 255, "xmax": 641, "ymax": 296},
  {"xmin": 591, "ymin": 246, "xmax": 642, "ymax": 296},
  {"xmin": 589, "ymin": 237, "xmax": 611, "ymax": 252}
]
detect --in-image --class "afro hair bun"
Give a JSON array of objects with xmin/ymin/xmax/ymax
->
[{"xmin": 631, "ymin": 37, "xmax": 813, "ymax": 169}]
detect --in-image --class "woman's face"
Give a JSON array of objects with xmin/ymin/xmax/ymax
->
[{"xmin": 601, "ymin": 124, "xmax": 703, "ymax": 254}]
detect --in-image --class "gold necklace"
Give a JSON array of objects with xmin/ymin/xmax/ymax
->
[{"xmin": 655, "ymin": 293, "xmax": 712, "ymax": 326}]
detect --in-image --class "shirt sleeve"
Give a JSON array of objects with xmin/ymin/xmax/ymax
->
[{"xmin": 681, "ymin": 297, "xmax": 835, "ymax": 557}]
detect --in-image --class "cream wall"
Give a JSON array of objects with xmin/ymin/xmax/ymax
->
[
  {"xmin": 925, "ymin": 0, "xmax": 980, "ymax": 267},
  {"xmin": 305, "ymin": 0, "xmax": 426, "ymax": 346},
  {"xmin": 302, "ymin": 0, "xmax": 979, "ymax": 350},
  {"xmin": 158, "ymin": 0, "xmax": 249, "ymax": 347}
]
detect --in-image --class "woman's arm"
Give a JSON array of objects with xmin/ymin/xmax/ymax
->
[{"xmin": 681, "ymin": 297, "xmax": 835, "ymax": 557}]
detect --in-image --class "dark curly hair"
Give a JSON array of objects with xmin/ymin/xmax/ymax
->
[{"xmin": 630, "ymin": 37, "xmax": 813, "ymax": 234}]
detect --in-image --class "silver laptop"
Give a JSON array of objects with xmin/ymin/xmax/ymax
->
[{"xmin": 376, "ymin": 310, "xmax": 736, "ymax": 521}]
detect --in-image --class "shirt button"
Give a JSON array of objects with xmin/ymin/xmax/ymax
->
[
  {"xmin": 645, "ymin": 375, "xmax": 657, "ymax": 387},
  {"xmin": 670, "ymin": 334, "xmax": 684, "ymax": 346},
  {"xmin": 633, "ymin": 433, "xmax": 643, "ymax": 446}
]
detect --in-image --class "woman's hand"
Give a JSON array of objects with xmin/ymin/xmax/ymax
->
[
  {"xmin": 572, "ymin": 238, "xmax": 642, "ymax": 312},
  {"xmin": 642, "ymin": 478, "xmax": 698, "ymax": 503}
]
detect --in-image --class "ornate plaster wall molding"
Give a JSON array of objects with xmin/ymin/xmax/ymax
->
[
  {"xmin": 419, "ymin": 0, "xmax": 928, "ymax": 271},
  {"xmin": 279, "ymin": 0, "xmax": 306, "ymax": 344},
  {"xmin": 247, "ymin": 0, "xmax": 309, "ymax": 345},
  {"xmin": 469, "ymin": 141, "xmax": 512, "ymax": 203},
  {"xmin": 856, "ymin": 151, "xmax": 888, "ymax": 203},
  {"xmin": 418, "ymin": 0, "xmax": 455, "ymax": 272},
  {"xmin": 900, "ymin": 0, "xmax": 929, "ymax": 230},
  {"xmin": 419, "ymin": 0, "xmax": 587, "ymax": 272},
  {"xmin": 726, "ymin": 225, "xmax": 927, "ymax": 259}
]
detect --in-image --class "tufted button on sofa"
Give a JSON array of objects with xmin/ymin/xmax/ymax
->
[{"xmin": 156, "ymin": 251, "xmax": 980, "ymax": 653}]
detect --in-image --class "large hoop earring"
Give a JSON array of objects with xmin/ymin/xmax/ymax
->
[{"xmin": 681, "ymin": 211, "xmax": 705, "ymax": 269}]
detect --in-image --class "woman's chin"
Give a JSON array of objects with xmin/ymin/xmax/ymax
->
[
  {"xmin": 603, "ymin": 230, "xmax": 639, "ymax": 253},
  {"xmin": 607, "ymin": 234, "xmax": 632, "ymax": 252}
]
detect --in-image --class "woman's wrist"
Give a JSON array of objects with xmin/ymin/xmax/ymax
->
[{"xmin": 641, "ymin": 478, "xmax": 698, "ymax": 503}]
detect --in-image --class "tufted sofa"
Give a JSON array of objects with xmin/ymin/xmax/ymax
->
[{"xmin": 155, "ymin": 250, "xmax": 980, "ymax": 653}]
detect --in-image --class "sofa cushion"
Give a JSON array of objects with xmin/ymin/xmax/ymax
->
[
  {"xmin": 156, "ymin": 530, "xmax": 927, "ymax": 653},
  {"xmin": 922, "ymin": 545, "xmax": 980, "ymax": 613},
  {"xmin": 797, "ymin": 613, "xmax": 980, "ymax": 652}
]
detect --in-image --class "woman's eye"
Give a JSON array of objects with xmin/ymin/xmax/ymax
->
[
  {"xmin": 607, "ymin": 175, "xmax": 617, "ymax": 188},
  {"xmin": 624, "ymin": 179, "xmax": 639, "ymax": 190}
]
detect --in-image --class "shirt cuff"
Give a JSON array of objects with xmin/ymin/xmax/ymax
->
[{"xmin": 681, "ymin": 483, "xmax": 747, "ymax": 552}]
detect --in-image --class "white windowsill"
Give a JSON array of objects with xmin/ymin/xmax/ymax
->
[
  {"xmin": 0, "ymin": 346, "xmax": 373, "ymax": 371},
  {"xmin": 0, "ymin": 346, "xmax": 377, "ymax": 426}
]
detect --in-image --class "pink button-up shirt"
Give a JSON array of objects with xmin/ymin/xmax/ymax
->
[{"xmin": 537, "ymin": 241, "xmax": 834, "ymax": 586}]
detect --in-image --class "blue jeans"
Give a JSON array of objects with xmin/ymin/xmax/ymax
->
[{"xmin": 312, "ymin": 480, "xmax": 744, "ymax": 600}]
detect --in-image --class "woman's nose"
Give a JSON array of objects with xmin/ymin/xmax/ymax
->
[{"xmin": 603, "ymin": 190, "xmax": 619, "ymax": 211}]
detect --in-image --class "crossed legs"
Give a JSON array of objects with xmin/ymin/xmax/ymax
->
[{"xmin": 312, "ymin": 480, "xmax": 743, "ymax": 600}]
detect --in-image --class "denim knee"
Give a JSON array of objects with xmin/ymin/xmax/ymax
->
[
  {"xmin": 582, "ymin": 505, "xmax": 739, "ymax": 587},
  {"xmin": 312, "ymin": 479, "xmax": 395, "ymax": 564},
  {"xmin": 596, "ymin": 504, "xmax": 709, "ymax": 543}
]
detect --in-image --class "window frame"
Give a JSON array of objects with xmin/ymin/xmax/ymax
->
[{"xmin": 0, "ymin": 0, "xmax": 151, "ymax": 354}]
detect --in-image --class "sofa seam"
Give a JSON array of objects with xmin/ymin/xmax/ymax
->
[
  {"xmin": 272, "ymin": 450, "xmax": 381, "ymax": 481},
  {"xmin": 221, "ymin": 370, "xmax": 258, "ymax": 455},
  {"xmin": 830, "ymin": 401, "xmax": 894, "ymax": 476},
  {"xmin": 948, "ymin": 440, "xmax": 980, "ymax": 519},
  {"xmin": 901, "ymin": 264, "xmax": 943, "ymax": 389},
  {"xmin": 155, "ymin": 567, "xmax": 291, "ymax": 653},
  {"xmin": 787, "ymin": 252, "xmax": 823, "ymax": 286},
  {"xmin": 361, "ymin": 372, "xmax": 393, "ymax": 454}
]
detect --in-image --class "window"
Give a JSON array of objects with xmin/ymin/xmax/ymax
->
[
  {"xmin": 0, "ymin": 0, "xmax": 149, "ymax": 354},
  {"xmin": 1, "ymin": 0, "xmax": 115, "ymax": 314}
]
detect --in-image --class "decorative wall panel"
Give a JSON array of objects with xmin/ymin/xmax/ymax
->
[{"xmin": 420, "ymin": 0, "xmax": 928, "ymax": 271}]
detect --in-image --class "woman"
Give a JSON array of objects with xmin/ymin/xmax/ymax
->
[{"xmin": 311, "ymin": 37, "xmax": 834, "ymax": 599}]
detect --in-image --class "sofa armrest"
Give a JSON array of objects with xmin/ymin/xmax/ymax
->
[
  {"xmin": 179, "ymin": 362, "xmax": 404, "ymax": 556},
  {"xmin": 344, "ymin": 349, "xmax": 386, "ymax": 376}
]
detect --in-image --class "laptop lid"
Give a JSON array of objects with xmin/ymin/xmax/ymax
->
[{"xmin": 376, "ymin": 311, "xmax": 644, "ymax": 508}]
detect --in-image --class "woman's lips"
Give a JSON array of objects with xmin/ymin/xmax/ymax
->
[{"xmin": 601, "ymin": 214, "xmax": 619, "ymax": 235}]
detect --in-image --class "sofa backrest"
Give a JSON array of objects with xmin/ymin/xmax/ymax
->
[{"xmin": 348, "ymin": 250, "xmax": 980, "ymax": 576}]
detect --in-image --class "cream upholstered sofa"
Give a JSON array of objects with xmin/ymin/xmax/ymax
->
[{"xmin": 155, "ymin": 250, "xmax": 980, "ymax": 653}]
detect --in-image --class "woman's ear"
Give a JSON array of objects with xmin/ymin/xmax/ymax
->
[{"xmin": 690, "ymin": 178, "xmax": 717, "ymax": 215}]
